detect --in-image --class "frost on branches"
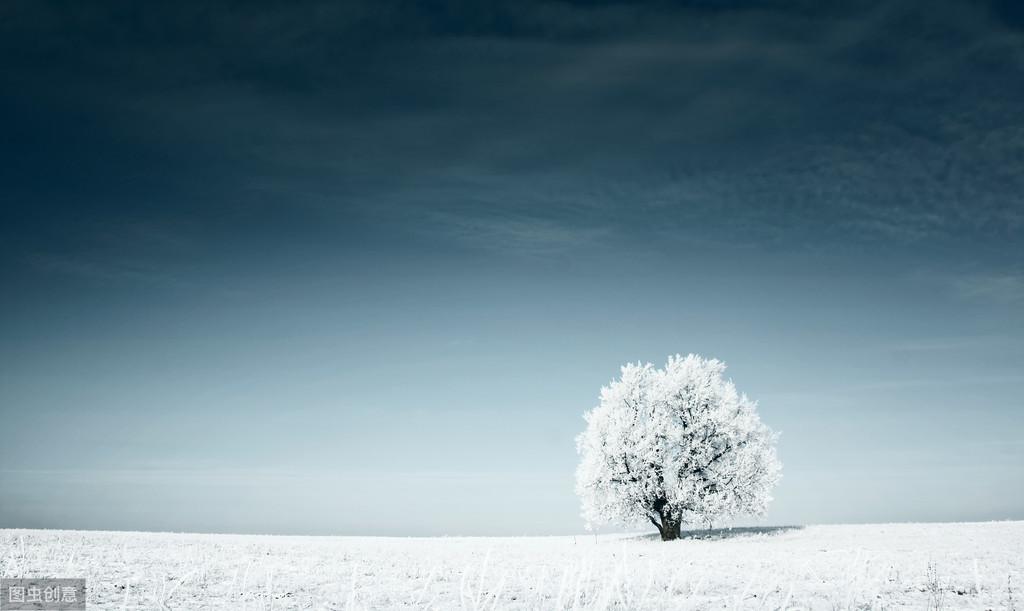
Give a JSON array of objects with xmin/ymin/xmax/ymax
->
[{"xmin": 575, "ymin": 354, "xmax": 781, "ymax": 541}]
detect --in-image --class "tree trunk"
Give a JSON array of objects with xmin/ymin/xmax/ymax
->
[{"xmin": 658, "ymin": 514, "xmax": 682, "ymax": 541}]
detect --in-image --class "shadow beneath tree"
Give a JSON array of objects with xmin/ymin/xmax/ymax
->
[{"xmin": 626, "ymin": 525, "xmax": 804, "ymax": 542}]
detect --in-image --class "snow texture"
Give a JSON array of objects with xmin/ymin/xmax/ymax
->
[{"xmin": 2, "ymin": 521, "xmax": 1022, "ymax": 609}]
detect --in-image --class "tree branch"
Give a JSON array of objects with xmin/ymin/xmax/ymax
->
[{"xmin": 647, "ymin": 515, "xmax": 663, "ymax": 533}]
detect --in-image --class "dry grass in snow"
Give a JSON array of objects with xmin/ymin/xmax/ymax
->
[{"xmin": 1, "ymin": 521, "xmax": 1022, "ymax": 609}]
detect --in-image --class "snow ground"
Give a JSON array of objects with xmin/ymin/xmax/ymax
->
[{"xmin": 1, "ymin": 521, "xmax": 1021, "ymax": 610}]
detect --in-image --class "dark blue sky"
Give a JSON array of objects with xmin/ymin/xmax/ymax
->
[{"xmin": 1, "ymin": 0, "xmax": 1022, "ymax": 535}]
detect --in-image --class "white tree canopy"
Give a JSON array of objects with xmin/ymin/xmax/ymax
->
[{"xmin": 575, "ymin": 354, "xmax": 781, "ymax": 540}]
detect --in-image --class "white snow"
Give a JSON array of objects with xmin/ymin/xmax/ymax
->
[{"xmin": 2, "ymin": 521, "xmax": 1022, "ymax": 609}]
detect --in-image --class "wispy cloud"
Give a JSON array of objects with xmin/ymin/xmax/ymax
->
[
  {"xmin": 26, "ymin": 253, "xmax": 185, "ymax": 287},
  {"xmin": 879, "ymin": 335, "xmax": 1019, "ymax": 353},
  {"xmin": 763, "ymin": 373, "xmax": 1024, "ymax": 404},
  {"xmin": 952, "ymin": 273, "xmax": 1024, "ymax": 304},
  {"xmin": 424, "ymin": 210, "xmax": 610, "ymax": 255}
]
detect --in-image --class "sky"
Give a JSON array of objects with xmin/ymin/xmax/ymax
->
[{"xmin": 1, "ymin": 0, "xmax": 1023, "ymax": 536}]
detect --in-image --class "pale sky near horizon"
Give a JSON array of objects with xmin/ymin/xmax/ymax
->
[{"xmin": 1, "ymin": 0, "xmax": 1023, "ymax": 535}]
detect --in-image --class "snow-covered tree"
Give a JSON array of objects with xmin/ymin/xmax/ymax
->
[{"xmin": 575, "ymin": 354, "xmax": 781, "ymax": 541}]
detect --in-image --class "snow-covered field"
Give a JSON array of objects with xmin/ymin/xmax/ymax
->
[{"xmin": 1, "ymin": 521, "xmax": 1021, "ymax": 610}]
